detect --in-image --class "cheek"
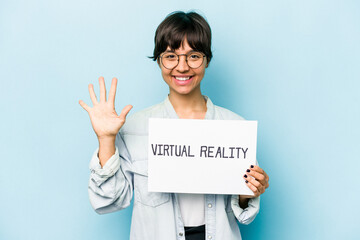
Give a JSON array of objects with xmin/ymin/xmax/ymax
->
[
  {"xmin": 195, "ymin": 68, "xmax": 206, "ymax": 79},
  {"xmin": 161, "ymin": 68, "xmax": 172, "ymax": 81}
]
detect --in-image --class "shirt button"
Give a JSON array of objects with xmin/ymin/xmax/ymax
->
[
  {"xmin": 208, "ymin": 235, "xmax": 212, "ymax": 239},
  {"xmin": 208, "ymin": 203, "xmax": 212, "ymax": 208},
  {"xmin": 179, "ymin": 232, "xmax": 183, "ymax": 236}
]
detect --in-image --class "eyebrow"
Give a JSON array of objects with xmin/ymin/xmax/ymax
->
[{"xmin": 164, "ymin": 50, "xmax": 198, "ymax": 54}]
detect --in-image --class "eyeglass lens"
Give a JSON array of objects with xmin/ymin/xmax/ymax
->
[{"xmin": 161, "ymin": 52, "xmax": 204, "ymax": 69}]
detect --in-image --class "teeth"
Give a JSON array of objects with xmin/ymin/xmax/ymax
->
[{"xmin": 175, "ymin": 76, "xmax": 191, "ymax": 81}]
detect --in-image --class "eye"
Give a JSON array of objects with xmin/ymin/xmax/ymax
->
[
  {"xmin": 189, "ymin": 53, "xmax": 202, "ymax": 59},
  {"xmin": 164, "ymin": 53, "xmax": 177, "ymax": 59}
]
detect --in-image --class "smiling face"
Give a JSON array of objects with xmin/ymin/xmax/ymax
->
[{"xmin": 159, "ymin": 38, "xmax": 208, "ymax": 97}]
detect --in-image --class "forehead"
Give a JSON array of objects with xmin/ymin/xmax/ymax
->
[{"xmin": 165, "ymin": 39, "xmax": 193, "ymax": 52}]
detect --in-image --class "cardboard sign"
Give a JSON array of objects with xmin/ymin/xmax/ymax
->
[{"xmin": 148, "ymin": 118, "xmax": 258, "ymax": 195}]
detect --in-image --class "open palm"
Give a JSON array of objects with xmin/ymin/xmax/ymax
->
[{"xmin": 79, "ymin": 77, "xmax": 132, "ymax": 139}]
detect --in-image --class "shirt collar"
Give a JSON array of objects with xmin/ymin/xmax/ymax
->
[{"xmin": 163, "ymin": 95, "xmax": 215, "ymax": 120}]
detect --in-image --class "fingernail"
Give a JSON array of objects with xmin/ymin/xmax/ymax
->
[
  {"xmin": 245, "ymin": 180, "xmax": 248, "ymax": 183},
  {"xmin": 250, "ymin": 165, "xmax": 254, "ymax": 168},
  {"xmin": 246, "ymin": 169, "xmax": 250, "ymax": 173},
  {"xmin": 244, "ymin": 174, "xmax": 248, "ymax": 178}
]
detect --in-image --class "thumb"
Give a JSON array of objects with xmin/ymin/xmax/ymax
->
[{"xmin": 119, "ymin": 105, "xmax": 133, "ymax": 120}]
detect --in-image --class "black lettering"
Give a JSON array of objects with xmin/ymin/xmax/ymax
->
[
  {"xmin": 181, "ymin": 145, "xmax": 187, "ymax": 157},
  {"xmin": 236, "ymin": 147, "xmax": 242, "ymax": 158},
  {"xmin": 241, "ymin": 148, "xmax": 248, "ymax": 159},
  {"xmin": 188, "ymin": 146, "xmax": 195, "ymax": 157},
  {"xmin": 158, "ymin": 144, "xmax": 163, "ymax": 156},
  {"xmin": 208, "ymin": 146, "xmax": 214, "ymax": 158},
  {"xmin": 151, "ymin": 144, "xmax": 157, "ymax": 155},
  {"xmin": 164, "ymin": 145, "xmax": 170, "ymax": 156},
  {"xmin": 169, "ymin": 145, "xmax": 174, "ymax": 155},
  {"xmin": 215, "ymin": 147, "xmax": 222, "ymax": 158},
  {"xmin": 222, "ymin": 147, "xmax": 228, "ymax": 158},
  {"xmin": 175, "ymin": 145, "xmax": 181, "ymax": 157},
  {"xmin": 229, "ymin": 147, "xmax": 235, "ymax": 158},
  {"xmin": 200, "ymin": 146, "xmax": 207, "ymax": 157}
]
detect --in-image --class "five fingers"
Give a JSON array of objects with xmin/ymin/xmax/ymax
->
[{"xmin": 79, "ymin": 77, "xmax": 130, "ymax": 118}]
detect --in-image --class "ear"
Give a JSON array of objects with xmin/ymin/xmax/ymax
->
[{"xmin": 157, "ymin": 58, "xmax": 161, "ymax": 68}]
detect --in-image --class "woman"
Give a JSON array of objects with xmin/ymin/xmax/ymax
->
[{"xmin": 79, "ymin": 11, "xmax": 269, "ymax": 240}]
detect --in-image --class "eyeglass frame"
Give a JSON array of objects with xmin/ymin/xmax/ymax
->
[{"xmin": 158, "ymin": 51, "xmax": 207, "ymax": 70}]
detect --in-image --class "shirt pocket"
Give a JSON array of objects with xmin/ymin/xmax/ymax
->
[{"xmin": 134, "ymin": 174, "xmax": 170, "ymax": 207}]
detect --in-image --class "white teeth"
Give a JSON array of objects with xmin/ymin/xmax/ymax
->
[{"xmin": 175, "ymin": 76, "xmax": 191, "ymax": 81}]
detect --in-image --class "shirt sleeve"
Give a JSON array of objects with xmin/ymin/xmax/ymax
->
[
  {"xmin": 89, "ymin": 146, "xmax": 121, "ymax": 187},
  {"xmin": 230, "ymin": 159, "xmax": 261, "ymax": 225},
  {"xmin": 88, "ymin": 132, "xmax": 134, "ymax": 214},
  {"xmin": 230, "ymin": 195, "xmax": 260, "ymax": 225}
]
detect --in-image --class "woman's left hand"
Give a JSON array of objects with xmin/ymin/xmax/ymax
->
[{"xmin": 239, "ymin": 165, "xmax": 269, "ymax": 203}]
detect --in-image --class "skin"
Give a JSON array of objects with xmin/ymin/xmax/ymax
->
[
  {"xmin": 79, "ymin": 38, "xmax": 269, "ymax": 209},
  {"xmin": 240, "ymin": 165, "xmax": 270, "ymax": 208},
  {"xmin": 158, "ymin": 39, "xmax": 209, "ymax": 119},
  {"xmin": 79, "ymin": 77, "xmax": 133, "ymax": 166}
]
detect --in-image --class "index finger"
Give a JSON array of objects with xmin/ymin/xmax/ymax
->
[
  {"xmin": 251, "ymin": 165, "xmax": 269, "ymax": 183},
  {"xmin": 88, "ymin": 84, "xmax": 98, "ymax": 105},
  {"xmin": 250, "ymin": 165, "xmax": 264, "ymax": 174}
]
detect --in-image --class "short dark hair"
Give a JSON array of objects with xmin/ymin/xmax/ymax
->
[{"xmin": 150, "ymin": 11, "xmax": 212, "ymax": 64}]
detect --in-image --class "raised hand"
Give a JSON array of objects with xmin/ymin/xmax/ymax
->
[{"xmin": 79, "ymin": 76, "xmax": 132, "ymax": 140}]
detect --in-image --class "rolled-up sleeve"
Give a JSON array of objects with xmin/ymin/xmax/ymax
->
[
  {"xmin": 231, "ymin": 195, "xmax": 260, "ymax": 225},
  {"xmin": 88, "ymin": 132, "xmax": 134, "ymax": 214},
  {"xmin": 89, "ymin": 146, "xmax": 121, "ymax": 186}
]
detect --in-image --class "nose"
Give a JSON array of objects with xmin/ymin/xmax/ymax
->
[{"xmin": 175, "ymin": 55, "xmax": 190, "ymax": 72}]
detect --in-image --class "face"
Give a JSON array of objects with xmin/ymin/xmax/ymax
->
[{"xmin": 158, "ymin": 39, "xmax": 208, "ymax": 97}]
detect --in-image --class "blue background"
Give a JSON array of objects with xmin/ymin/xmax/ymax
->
[{"xmin": 1, "ymin": 0, "xmax": 359, "ymax": 239}]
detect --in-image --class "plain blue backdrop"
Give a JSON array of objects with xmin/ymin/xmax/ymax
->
[{"xmin": 1, "ymin": 0, "xmax": 359, "ymax": 239}]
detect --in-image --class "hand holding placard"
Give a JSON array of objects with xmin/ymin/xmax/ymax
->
[{"xmin": 242, "ymin": 165, "xmax": 270, "ymax": 197}]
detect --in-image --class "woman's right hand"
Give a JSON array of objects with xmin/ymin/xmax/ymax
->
[{"xmin": 79, "ymin": 76, "xmax": 132, "ymax": 141}]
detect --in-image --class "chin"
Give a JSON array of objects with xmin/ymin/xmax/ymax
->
[{"xmin": 172, "ymin": 87, "xmax": 198, "ymax": 96}]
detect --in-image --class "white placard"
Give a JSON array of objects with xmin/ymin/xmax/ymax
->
[{"xmin": 148, "ymin": 118, "xmax": 258, "ymax": 195}]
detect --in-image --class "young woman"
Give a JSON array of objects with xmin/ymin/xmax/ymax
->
[{"xmin": 79, "ymin": 11, "xmax": 269, "ymax": 240}]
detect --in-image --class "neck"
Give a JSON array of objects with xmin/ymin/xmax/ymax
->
[{"xmin": 168, "ymin": 88, "xmax": 207, "ymax": 119}]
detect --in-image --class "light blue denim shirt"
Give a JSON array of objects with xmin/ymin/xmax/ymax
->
[{"xmin": 88, "ymin": 96, "xmax": 260, "ymax": 240}]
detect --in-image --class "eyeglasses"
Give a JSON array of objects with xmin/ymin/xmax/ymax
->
[{"xmin": 159, "ymin": 51, "xmax": 206, "ymax": 70}]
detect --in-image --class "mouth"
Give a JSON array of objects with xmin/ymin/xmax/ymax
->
[
  {"xmin": 172, "ymin": 75, "xmax": 194, "ymax": 86},
  {"xmin": 173, "ymin": 75, "xmax": 193, "ymax": 81}
]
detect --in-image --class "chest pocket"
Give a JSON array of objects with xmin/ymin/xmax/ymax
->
[{"xmin": 134, "ymin": 175, "xmax": 170, "ymax": 207}]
